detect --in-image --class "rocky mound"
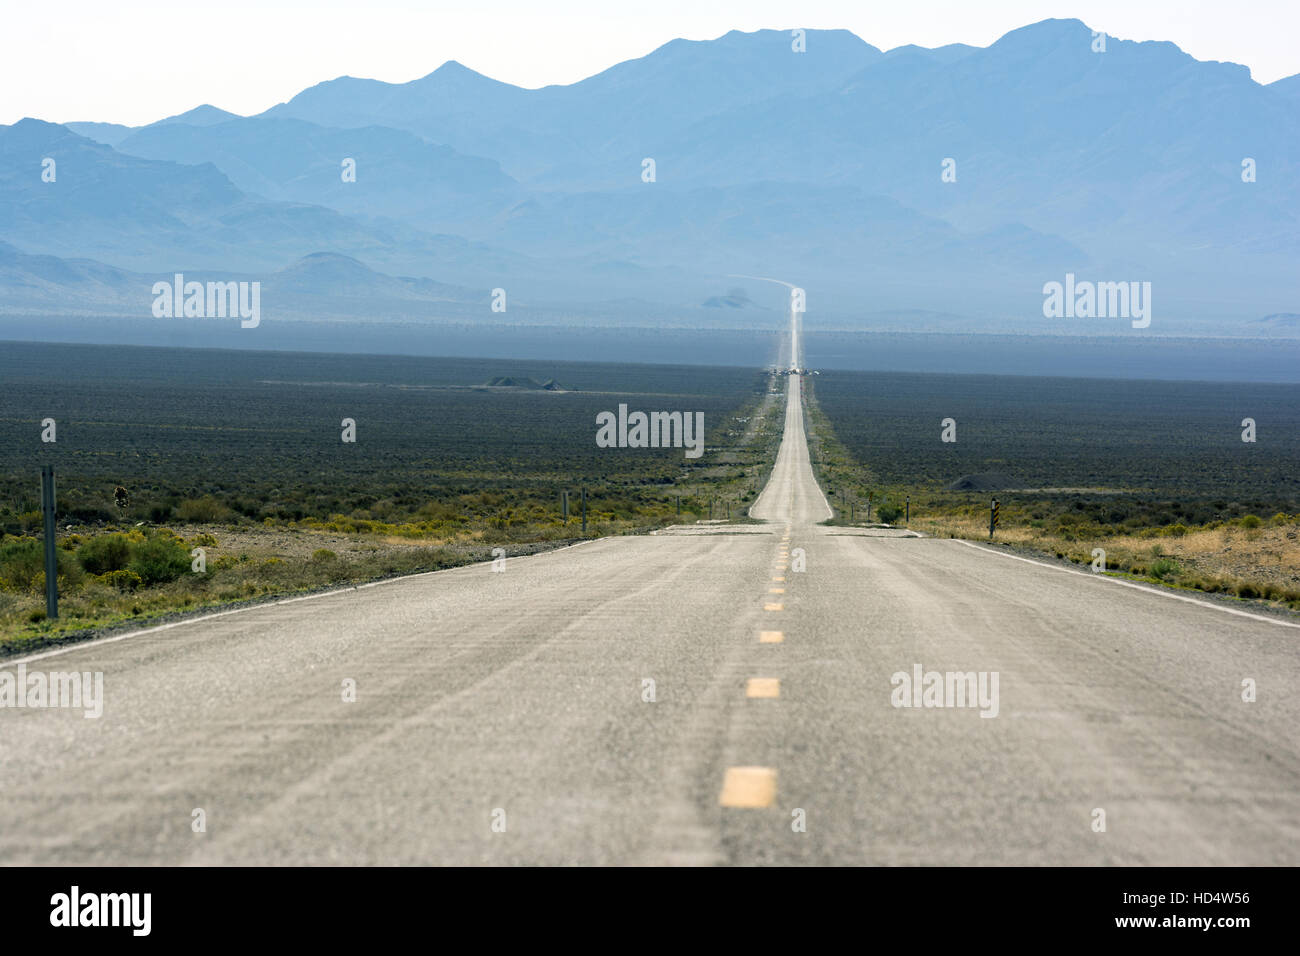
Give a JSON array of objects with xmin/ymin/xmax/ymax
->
[
  {"xmin": 946, "ymin": 472, "xmax": 1021, "ymax": 492},
  {"xmin": 483, "ymin": 376, "xmax": 561, "ymax": 390}
]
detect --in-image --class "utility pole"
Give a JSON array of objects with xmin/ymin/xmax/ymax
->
[{"xmin": 41, "ymin": 465, "xmax": 57, "ymax": 619}]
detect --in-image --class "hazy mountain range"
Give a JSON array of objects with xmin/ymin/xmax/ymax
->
[{"xmin": 3, "ymin": 18, "xmax": 1298, "ymax": 335}]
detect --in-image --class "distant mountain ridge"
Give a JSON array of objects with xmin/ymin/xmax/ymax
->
[
  {"xmin": 0, "ymin": 242, "xmax": 485, "ymax": 318},
  {"xmin": 6, "ymin": 19, "xmax": 1299, "ymax": 331},
  {"xmin": 65, "ymin": 104, "xmax": 244, "ymax": 147}
]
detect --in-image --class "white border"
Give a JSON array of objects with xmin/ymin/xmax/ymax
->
[{"xmin": 953, "ymin": 538, "xmax": 1300, "ymax": 630}]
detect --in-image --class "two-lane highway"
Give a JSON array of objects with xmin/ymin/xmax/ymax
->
[{"xmin": 2, "ymin": 330, "xmax": 1297, "ymax": 865}]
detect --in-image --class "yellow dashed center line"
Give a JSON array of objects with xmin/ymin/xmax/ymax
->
[
  {"xmin": 759, "ymin": 630, "xmax": 784, "ymax": 643},
  {"xmin": 719, "ymin": 767, "xmax": 777, "ymax": 808},
  {"xmin": 764, "ymin": 602, "xmax": 783, "ymax": 612},
  {"xmin": 746, "ymin": 678, "xmax": 780, "ymax": 698},
  {"xmin": 772, "ymin": 576, "xmax": 785, "ymax": 582},
  {"xmin": 769, "ymin": 587, "xmax": 785, "ymax": 594}
]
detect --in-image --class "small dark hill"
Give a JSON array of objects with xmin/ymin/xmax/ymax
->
[
  {"xmin": 947, "ymin": 472, "xmax": 1021, "ymax": 492},
  {"xmin": 482, "ymin": 376, "xmax": 566, "ymax": 390}
]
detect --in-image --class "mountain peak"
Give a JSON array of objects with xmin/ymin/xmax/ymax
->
[
  {"xmin": 283, "ymin": 251, "xmax": 372, "ymax": 273},
  {"xmin": 987, "ymin": 17, "xmax": 1100, "ymax": 55},
  {"xmin": 415, "ymin": 59, "xmax": 510, "ymax": 88},
  {"xmin": 11, "ymin": 117, "xmax": 65, "ymax": 131},
  {"xmin": 150, "ymin": 104, "xmax": 241, "ymax": 128},
  {"xmin": 651, "ymin": 26, "xmax": 881, "ymax": 58}
]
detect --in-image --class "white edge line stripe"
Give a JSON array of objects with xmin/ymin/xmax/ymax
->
[
  {"xmin": 953, "ymin": 538, "xmax": 1300, "ymax": 630},
  {"xmin": 6, "ymin": 538, "xmax": 604, "ymax": 665}
]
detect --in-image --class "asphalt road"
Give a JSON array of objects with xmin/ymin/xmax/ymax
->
[{"xmin": 2, "ymin": 363, "xmax": 1298, "ymax": 866}]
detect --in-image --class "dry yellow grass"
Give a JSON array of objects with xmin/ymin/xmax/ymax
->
[{"xmin": 917, "ymin": 516, "xmax": 1300, "ymax": 603}]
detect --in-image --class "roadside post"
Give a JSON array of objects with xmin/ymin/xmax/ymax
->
[
  {"xmin": 906, "ymin": 496, "xmax": 910, "ymax": 525},
  {"xmin": 41, "ymin": 465, "xmax": 58, "ymax": 619},
  {"xmin": 581, "ymin": 487, "xmax": 587, "ymax": 534},
  {"xmin": 990, "ymin": 499, "xmax": 1000, "ymax": 540},
  {"xmin": 562, "ymin": 490, "xmax": 569, "ymax": 523}
]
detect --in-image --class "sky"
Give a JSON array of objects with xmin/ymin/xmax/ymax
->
[{"xmin": 3, "ymin": 0, "xmax": 1298, "ymax": 126}]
